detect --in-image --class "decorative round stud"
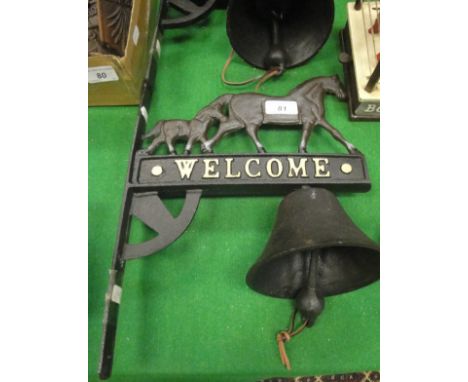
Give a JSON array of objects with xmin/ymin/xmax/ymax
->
[
  {"xmin": 341, "ymin": 163, "xmax": 353, "ymax": 174},
  {"xmin": 151, "ymin": 165, "xmax": 163, "ymax": 177}
]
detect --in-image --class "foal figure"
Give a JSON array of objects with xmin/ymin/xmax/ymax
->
[{"xmin": 142, "ymin": 96, "xmax": 229, "ymax": 155}]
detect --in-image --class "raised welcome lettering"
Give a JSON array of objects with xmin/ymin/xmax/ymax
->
[
  {"xmin": 203, "ymin": 159, "xmax": 220, "ymax": 179},
  {"xmin": 245, "ymin": 158, "xmax": 261, "ymax": 178},
  {"xmin": 266, "ymin": 158, "xmax": 283, "ymax": 178},
  {"xmin": 288, "ymin": 158, "xmax": 308, "ymax": 178},
  {"xmin": 174, "ymin": 159, "xmax": 199, "ymax": 179},
  {"xmin": 225, "ymin": 158, "xmax": 241, "ymax": 179},
  {"xmin": 141, "ymin": 155, "xmax": 366, "ymax": 187},
  {"xmin": 312, "ymin": 158, "xmax": 331, "ymax": 178}
]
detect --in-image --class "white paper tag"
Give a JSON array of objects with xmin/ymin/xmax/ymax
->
[
  {"xmin": 132, "ymin": 25, "xmax": 140, "ymax": 46},
  {"xmin": 111, "ymin": 285, "xmax": 122, "ymax": 304},
  {"xmin": 140, "ymin": 106, "xmax": 148, "ymax": 122},
  {"xmin": 88, "ymin": 66, "xmax": 119, "ymax": 84},
  {"xmin": 155, "ymin": 39, "xmax": 161, "ymax": 57},
  {"xmin": 265, "ymin": 100, "xmax": 298, "ymax": 115}
]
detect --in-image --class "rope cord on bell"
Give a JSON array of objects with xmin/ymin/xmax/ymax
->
[
  {"xmin": 255, "ymin": 67, "xmax": 282, "ymax": 91},
  {"xmin": 221, "ymin": 49, "xmax": 282, "ymax": 91},
  {"xmin": 276, "ymin": 309, "xmax": 309, "ymax": 370}
]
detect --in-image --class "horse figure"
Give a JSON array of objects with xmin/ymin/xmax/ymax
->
[
  {"xmin": 142, "ymin": 95, "xmax": 230, "ymax": 155},
  {"xmin": 202, "ymin": 76, "xmax": 357, "ymax": 154}
]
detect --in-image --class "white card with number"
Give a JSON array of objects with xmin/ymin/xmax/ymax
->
[
  {"xmin": 265, "ymin": 100, "xmax": 299, "ymax": 115},
  {"xmin": 88, "ymin": 66, "xmax": 119, "ymax": 84}
]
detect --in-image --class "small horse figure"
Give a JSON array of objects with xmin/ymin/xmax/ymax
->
[
  {"xmin": 141, "ymin": 95, "xmax": 230, "ymax": 155},
  {"xmin": 202, "ymin": 76, "xmax": 358, "ymax": 154}
]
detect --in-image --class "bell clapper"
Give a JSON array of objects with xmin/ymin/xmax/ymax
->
[
  {"xmin": 264, "ymin": 10, "xmax": 287, "ymax": 72},
  {"xmin": 295, "ymin": 250, "xmax": 325, "ymax": 327},
  {"xmin": 246, "ymin": 187, "xmax": 379, "ymax": 371},
  {"xmin": 276, "ymin": 250, "xmax": 325, "ymax": 369}
]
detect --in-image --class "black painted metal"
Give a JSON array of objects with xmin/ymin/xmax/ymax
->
[
  {"xmin": 226, "ymin": 0, "xmax": 334, "ymax": 70},
  {"xmin": 141, "ymin": 76, "xmax": 354, "ymax": 155},
  {"xmin": 162, "ymin": 0, "xmax": 216, "ymax": 29},
  {"xmin": 365, "ymin": 61, "xmax": 380, "ymax": 93},
  {"xmin": 247, "ymin": 187, "xmax": 380, "ymax": 326},
  {"xmin": 123, "ymin": 190, "xmax": 202, "ymax": 260},
  {"xmin": 98, "ymin": 3, "xmax": 164, "ymax": 378},
  {"xmin": 134, "ymin": 153, "xmax": 371, "ymax": 194},
  {"xmin": 98, "ymin": 6, "xmax": 379, "ymax": 378}
]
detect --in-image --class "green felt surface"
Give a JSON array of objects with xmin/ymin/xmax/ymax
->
[{"xmin": 89, "ymin": 5, "xmax": 380, "ymax": 381}]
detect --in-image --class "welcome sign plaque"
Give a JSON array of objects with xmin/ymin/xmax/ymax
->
[{"xmin": 134, "ymin": 153, "xmax": 370, "ymax": 195}]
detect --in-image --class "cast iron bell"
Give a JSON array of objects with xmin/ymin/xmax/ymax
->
[
  {"xmin": 247, "ymin": 187, "xmax": 379, "ymax": 326},
  {"xmin": 227, "ymin": 0, "xmax": 334, "ymax": 71}
]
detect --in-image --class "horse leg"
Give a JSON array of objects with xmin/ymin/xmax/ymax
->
[
  {"xmin": 319, "ymin": 119, "xmax": 358, "ymax": 154},
  {"xmin": 184, "ymin": 139, "xmax": 193, "ymax": 155},
  {"xmin": 200, "ymin": 139, "xmax": 213, "ymax": 153},
  {"xmin": 184, "ymin": 135, "xmax": 199, "ymax": 155},
  {"xmin": 246, "ymin": 125, "xmax": 266, "ymax": 153},
  {"xmin": 183, "ymin": 120, "xmax": 205, "ymax": 154},
  {"xmin": 299, "ymin": 122, "xmax": 314, "ymax": 153},
  {"xmin": 195, "ymin": 121, "xmax": 212, "ymax": 153},
  {"xmin": 203, "ymin": 119, "xmax": 244, "ymax": 152},
  {"xmin": 198, "ymin": 123, "xmax": 219, "ymax": 153},
  {"xmin": 166, "ymin": 138, "xmax": 176, "ymax": 155},
  {"xmin": 143, "ymin": 134, "xmax": 165, "ymax": 155},
  {"xmin": 184, "ymin": 130, "xmax": 195, "ymax": 154}
]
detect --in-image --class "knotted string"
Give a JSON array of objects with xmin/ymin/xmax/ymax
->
[
  {"xmin": 221, "ymin": 49, "xmax": 282, "ymax": 91},
  {"xmin": 276, "ymin": 309, "xmax": 309, "ymax": 370},
  {"xmin": 254, "ymin": 67, "xmax": 282, "ymax": 91}
]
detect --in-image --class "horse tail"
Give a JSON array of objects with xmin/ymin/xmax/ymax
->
[{"xmin": 143, "ymin": 121, "xmax": 163, "ymax": 140}]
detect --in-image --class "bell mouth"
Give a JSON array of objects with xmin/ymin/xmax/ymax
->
[{"xmin": 246, "ymin": 245, "xmax": 380, "ymax": 299}]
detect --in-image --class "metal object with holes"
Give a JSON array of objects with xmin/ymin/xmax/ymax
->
[{"xmin": 260, "ymin": 371, "xmax": 380, "ymax": 382}]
